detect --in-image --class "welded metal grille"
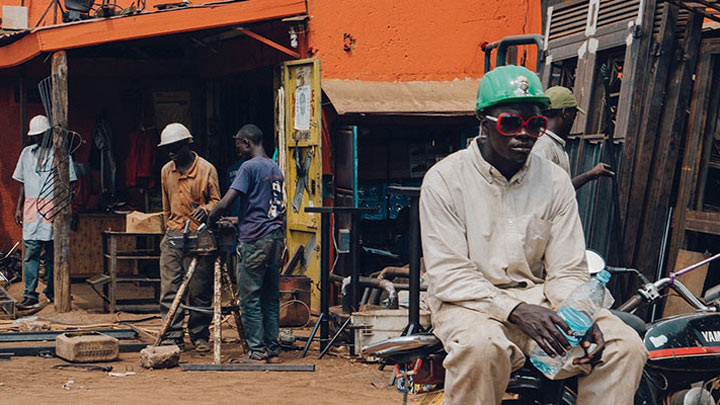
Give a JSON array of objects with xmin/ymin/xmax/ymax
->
[{"xmin": 667, "ymin": 0, "xmax": 720, "ymax": 22}]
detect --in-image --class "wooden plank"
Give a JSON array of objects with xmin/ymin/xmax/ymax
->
[
  {"xmin": 620, "ymin": 4, "xmax": 677, "ymax": 273},
  {"xmin": 51, "ymin": 51, "xmax": 71, "ymax": 313},
  {"xmin": 615, "ymin": 0, "xmax": 660, "ymax": 266},
  {"xmin": 634, "ymin": 11, "xmax": 704, "ymax": 277},
  {"xmin": 667, "ymin": 40, "xmax": 718, "ymax": 273},
  {"xmin": 694, "ymin": 64, "xmax": 720, "ymax": 210},
  {"xmin": 663, "ymin": 250, "xmax": 710, "ymax": 317},
  {"xmin": 685, "ymin": 210, "xmax": 720, "ymax": 235}
]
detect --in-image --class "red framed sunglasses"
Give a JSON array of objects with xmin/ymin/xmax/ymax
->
[{"xmin": 485, "ymin": 113, "xmax": 548, "ymax": 138}]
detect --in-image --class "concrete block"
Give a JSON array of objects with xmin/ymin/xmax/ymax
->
[
  {"xmin": 55, "ymin": 332, "xmax": 119, "ymax": 362},
  {"xmin": 140, "ymin": 345, "xmax": 181, "ymax": 369}
]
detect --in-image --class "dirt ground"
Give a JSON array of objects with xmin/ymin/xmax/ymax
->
[{"xmin": 0, "ymin": 281, "xmax": 417, "ymax": 405}]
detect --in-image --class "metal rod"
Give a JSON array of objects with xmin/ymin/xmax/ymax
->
[
  {"xmin": 350, "ymin": 213, "xmax": 361, "ymax": 313},
  {"xmin": 319, "ymin": 317, "xmax": 351, "ymax": 359},
  {"xmin": 329, "ymin": 273, "xmax": 427, "ymax": 291},
  {"xmin": 0, "ymin": 329, "xmax": 137, "ymax": 342},
  {"xmin": 319, "ymin": 211, "xmax": 331, "ymax": 350},
  {"xmin": 671, "ymin": 252, "xmax": 720, "ymax": 280},
  {"xmin": 483, "ymin": 34, "xmax": 545, "ymax": 72},
  {"xmin": 221, "ymin": 261, "xmax": 248, "ymax": 353},
  {"xmin": 406, "ymin": 194, "xmax": 423, "ymax": 334},
  {"xmin": 154, "ymin": 257, "xmax": 198, "ymax": 345},
  {"xmin": 180, "ymin": 363, "xmax": 315, "ymax": 372},
  {"xmin": 300, "ymin": 312, "xmax": 324, "ymax": 358}
]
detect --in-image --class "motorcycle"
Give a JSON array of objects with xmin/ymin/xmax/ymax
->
[{"xmin": 362, "ymin": 251, "xmax": 720, "ymax": 405}]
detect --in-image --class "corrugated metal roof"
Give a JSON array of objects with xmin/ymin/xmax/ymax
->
[
  {"xmin": 0, "ymin": 29, "xmax": 28, "ymax": 46},
  {"xmin": 322, "ymin": 79, "xmax": 480, "ymax": 116}
]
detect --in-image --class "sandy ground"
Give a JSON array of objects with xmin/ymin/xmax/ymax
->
[{"xmin": 0, "ymin": 281, "xmax": 413, "ymax": 405}]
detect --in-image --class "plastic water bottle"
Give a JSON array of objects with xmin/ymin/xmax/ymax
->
[{"xmin": 529, "ymin": 269, "xmax": 612, "ymax": 377}]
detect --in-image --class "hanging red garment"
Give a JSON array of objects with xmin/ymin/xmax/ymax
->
[{"xmin": 125, "ymin": 127, "xmax": 158, "ymax": 189}]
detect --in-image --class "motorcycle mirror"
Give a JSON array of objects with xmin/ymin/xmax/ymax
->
[{"xmin": 586, "ymin": 250, "xmax": 606, "ymax": 274}]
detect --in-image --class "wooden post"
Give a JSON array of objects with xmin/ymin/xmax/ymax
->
[
  {"xmin": 51, "ymin": 51, "xmax": 71, "ymax": 313},
  {"xmin": 213, "ymin": 257, "xmax": 222, "ymax": 365}
]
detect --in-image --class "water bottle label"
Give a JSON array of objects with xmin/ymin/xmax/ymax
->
[{"xmin": 557, "ymin": 306, "xmax": 592, "ymax": 346}]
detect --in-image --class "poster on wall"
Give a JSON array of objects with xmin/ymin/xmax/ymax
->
[
  {"xmin": 153, "ymin": 91, "xmax": 192, "ymax": 131},
  {"xmin": 294, "ymin": 85, "xmax": 311, "ymax": 131}
]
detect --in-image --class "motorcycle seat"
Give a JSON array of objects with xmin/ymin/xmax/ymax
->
[{"xmin": 610, "ymin": 309, "xmax": 646, "ymax": 336}]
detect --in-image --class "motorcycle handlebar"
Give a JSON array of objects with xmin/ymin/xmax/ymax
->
[{"xmin": 616, "ymin": 294, "xmax": 644, "ymax": 312}]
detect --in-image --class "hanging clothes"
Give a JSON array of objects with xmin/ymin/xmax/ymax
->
[
  {"xmin": 93, "ymin": 114, "xmax": 117, "ymax": 196},
  {"xmin": 125, "ymin": 126, "xmax": 158, "ymax": 189}
]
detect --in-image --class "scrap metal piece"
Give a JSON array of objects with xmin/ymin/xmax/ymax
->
[
  {"xmin": 52, "ymin": 364, "xmax": 113, "ymax": 372},
  {"xmin": 180, "ymin": 363, "xmax": 315, "ymax": 372},
  {"xmin": 291, "ymin": 148, "xmax": 312, "ymax": 212},
  {"xmin": 0, "ymin": 286, "xmax": 16, "ymax": 319},
  {"xmin": 0, "ymin": 329, "xmax": 138, "ymax": 343},
  {"xmin": 0, "ymin": 342, "xmax": 147, "ymax": 357}
]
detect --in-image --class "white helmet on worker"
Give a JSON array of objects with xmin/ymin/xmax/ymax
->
[
  {"xmin": 158, "ymin": 123, "xmax": 193, "ymax": 147},
  {"xmin": 28, "ymin": 115, "xmax": 51, "ymax": 136}
]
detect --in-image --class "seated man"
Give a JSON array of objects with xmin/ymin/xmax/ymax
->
[{"xmin": 419, "ymin": 65, "xmax": 647, "ymax": 404}]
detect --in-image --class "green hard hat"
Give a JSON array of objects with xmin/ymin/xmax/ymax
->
[{"xmin": 475, "ymin": 65, "xmax": 549, "ymax": 113}]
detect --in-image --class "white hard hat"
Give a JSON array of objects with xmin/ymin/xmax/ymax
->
[
  {"xmin": 28, "ymin": 115, "xmax": 51, "ymax": 136},
  {"xmin": 158, "ymin": 123, "xmax": 193, "ymax": 147}
]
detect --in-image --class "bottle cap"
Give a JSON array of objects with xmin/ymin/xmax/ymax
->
[{"xmin": 595, "ymin": 269, "xmax": 611, "ymax": 284}]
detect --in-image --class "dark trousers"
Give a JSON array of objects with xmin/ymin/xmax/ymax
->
[
  {"xmin": 23, "ymin": 240, "xmax": 53, "ymax": 301},
  {"xmin": 237, "ymin": 228, "xmax": 284, "ymax": 354},
  {"xmin": 159, "ymin": 234, "xmax": 212, "ymax": 343}
]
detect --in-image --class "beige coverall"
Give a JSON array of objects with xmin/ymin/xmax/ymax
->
[
  {"xmin": 531, "ymin": 129, "xmax": 571, "ymax": 174},
  {"xmin": 419, "ymin": 141, "xmax": 647, "ymax": 405}
]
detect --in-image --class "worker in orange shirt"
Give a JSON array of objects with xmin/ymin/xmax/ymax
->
[{"xmin": 157, "ymin": 123, "xmax": 221, "ymax": 352}]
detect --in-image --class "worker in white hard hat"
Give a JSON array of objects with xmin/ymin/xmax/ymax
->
[
  {"xmin": 157, "ymin": 122, "xmax": 220, "ymax": 352},
  {"xmin": 13, "ymin": 115, "xmax": 77, "ymax": 310}
]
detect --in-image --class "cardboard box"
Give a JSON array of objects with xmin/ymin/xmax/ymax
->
[{"xmin": 126, "ymin": 211, "xmax": 164, "ymax": 233}]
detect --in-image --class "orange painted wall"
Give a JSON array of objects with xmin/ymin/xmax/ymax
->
[{"xmin": 307, "ymin": 0, "xmax": 542, "ymax": 81}]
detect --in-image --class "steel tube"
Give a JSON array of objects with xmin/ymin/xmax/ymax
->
[
  {"xmin": 319, "ymin": 211, "xmax": 331, "ymax": 350},
  {"xmin": 329, "ymin": 273, "xmax": 427, "ymax": 292},
  {"xmin": 0, "ymin": 329, "xmax": 138, "ymax": 342},
  {"xmin": 407, "ymin": 194, "xmax": 422, "ymax": 334},
  {"xmin": 350, "ymin": 213, "xmax": 361, "ymax": 312},
  {"xmin": 180, "ymin": 363, "xmax": 315, "ymax": 372}
]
